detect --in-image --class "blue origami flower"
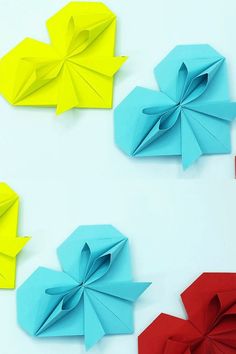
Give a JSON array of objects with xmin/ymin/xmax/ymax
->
[
  {"xmin": 115, "ymin": 45, "xmax": 236, "ymax": 169},
  {"xmin": 17, "ymin": 225, "xmax": 151, "ymax": 350}
]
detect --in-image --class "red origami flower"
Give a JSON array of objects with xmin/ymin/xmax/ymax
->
[{"xmin": 139, "ymin": 273, "xmax": 236, "ymax": 354}]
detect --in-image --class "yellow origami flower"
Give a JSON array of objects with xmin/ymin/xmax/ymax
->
[
  {"xmin": 0, "ymin": 2, "xmax": 127, "ymax": 114},
  {"xmin": 0, "ymin": 183, "xmax": 30, "ymax": 289}
]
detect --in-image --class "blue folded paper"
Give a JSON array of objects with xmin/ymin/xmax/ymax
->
[
  {"xmin": 17, "ymin": 225, "xmax": 151, "ymax": 350},
  {"xmin": 114, "ymin": 45, "xmax": 236, "ymax": 169}
]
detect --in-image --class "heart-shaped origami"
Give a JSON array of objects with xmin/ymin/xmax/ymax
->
[
  {"xmin": 139, "ymin": 273, "xmax": 236, "ymax": 353},
  {"xmin": 0, "ymin": 2, "xmax": 127, "ymax": 114},
  {"xmin": 17, "ymin": 225, "xmax": 151, "ymax": 350},
  {"xmin": 115, "ymin": 45, "xmax": 236, "ymax": 169}
]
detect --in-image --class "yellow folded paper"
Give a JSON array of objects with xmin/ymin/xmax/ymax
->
[
  {"xmin": 0, "ymin": 2, "xmax": 127, "ymax": 114},
  {"xmin": 0, "ymin": 183, "xmax": 30, "ymax": 289}
]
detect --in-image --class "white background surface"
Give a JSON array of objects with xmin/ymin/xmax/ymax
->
[{"xmin": 0, "ymin": 0, "xmax": 236, "ymax": 353}]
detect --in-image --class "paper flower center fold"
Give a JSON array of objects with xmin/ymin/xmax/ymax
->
[
  {"xmin": 136, "ymin": 59, "xmax": 224, "ymax": 155},
  {"xmin": 35, "ymin": 239, "xmax": 127, "ymax": 336}
]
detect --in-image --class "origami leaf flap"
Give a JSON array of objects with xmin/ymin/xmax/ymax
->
[
  {"xmin": 114, "ymin": 45, "xmax": 236, "ymax": 168},
  {"xmin": 138, "ymin": 273, "xmax": 236, "ymax": 354},
  {"xmin": 0, "ymin": 237, "xmax": 30, "ymax": 258},
  {"xmin": 83, "ymin": 288, "xmax": 134, "ymax": 349},
  {"xmin": 85, "ymin": 239, "xmax": 127, "ymax": 284},
  {"xmin": 17, "ymin": 225, "xmax": 151, "ymax": 350},
  {"xmin": 134, "ymin": 107, "xmax": 181, "ymax": 154},
  {"xmin": 180, "ymin": 110, "xmax": 203, "ymax": 169},
  {"xmin": 189, "ymin": 101, "xmax": 236, "ymax": 121},
  {"xmin": 56, "ymin": 63, "xmax": 81, "ymax": 114},
  {"xmin": 0, "ymin": 183, "xmax": 30, "ymax": 288},
  {"xmin": 36, "ymin": 286, "xmax": 84, "ymax": 336},
  {"xmin": 180, "ymin": 59, "xmax": 224, "ymax": 104},
  {"xmin": 84, "ymin": 291, "xmax": 105, "ymax": 349},
  {"xmin": 89, "ymin": 281, "xmax": 151, "ymax": 301},
  {"xmin": 167, "ymin": 57, "xmax": 223, "ymax": 104},
  {"xmin": 0, "ymin": 2, "xmax": 127, "ymax": 114},
  {"xmin": 73, "ymin": 56, "xmax": 127, "ymax": 77},
  {"xmin": 13, "ymin": 54, "xmax": 62, "ymax": 104},
  {"xmin": 214, "ymin": 290, "xmax": 236, "ymax": 317}
]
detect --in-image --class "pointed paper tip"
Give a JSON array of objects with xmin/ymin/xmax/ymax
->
[
  {"xmin": 22, "ymin": 236, "xmax": 31, "ymax": 245},
  {"xmin": 16, "ymin": 236, "xmax": 31, "ymax": 255},
  {"xmin": 108, "ymin": 56, "xmax": 128, "ymax": 77},
  {"xmin": 55, "ymin": 106, "xmax": 66, "ymax": 115},
  {"xmin": 56, "ymin": 105, "xmax": 73, "ymax": 115},
  {"xmin": 182, "ymin": 157, "xmax": 197, "ymax": 170},
  {"xmin": 131, "ymin": 281, "xmax": 152, "ymax": 301},
  {"xmin": 182, "ymin": 149, "xmax": 202, "ymax": 170},
  {"xmin": 56, "ymin": 100, "xmax": 78, "ymax": 115},
  {"xmin": 121, "ymin": 55, "xmax": 128, "ymax": 62},
  {"xmin": 182, "ymin": 160, "xmax": 190, "ymax": 170},
  {"xmin": 85, "ymin": 332, "xmax": 104, "ymax": 351},
  {"xmin": 119, "ymin": 56, "xmax": 128, "ymax": 68},
  {"xmin": 144, "ymin": 282, "xmax": 152, "ymax": 289},
  {"xmin": 140, "ymin": 282, "xmax": 152, "ymax": 295},
  {"xmin": 15, "ymin": 236, "xmax": 31, "ymax": 256}
]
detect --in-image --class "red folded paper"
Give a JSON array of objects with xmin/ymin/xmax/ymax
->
[{"xmin": 139, "ymin": 273, "xmax": 236, "ymax": 354}]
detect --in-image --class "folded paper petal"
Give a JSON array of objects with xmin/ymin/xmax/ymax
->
[
  {"xmin": 0, "ymin": 183, "xmax": 30, "ymax": 289},
  {"xmin": 114, "ymin": 45, "xmax": 236, "ymax": 168},
  {"xmin": 17, "ymin": 225, "xmax": 151, "ymax": 350},
  {"xmin": 139, "ymin": 313, "xmax": 199, "ymax": 354},
  {"xmin": 138, "ymin": 273, "xmax": 236, "ymax": 354},
  {"xmin": 84, "ymin": 291, "xmax": 106, "ymax": 349},
  {"xmin": 0, "ymin": 2, "xmax": 127, "ymax": 114},
  {"xmin": 181, "ymin": 273, "xmax": 236, "ymax": 335},
  {"xmin": 89, "ymin": 281, "xmax": 151, "ymax": 301}
]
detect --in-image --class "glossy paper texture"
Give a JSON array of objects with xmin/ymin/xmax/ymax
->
[
  {"xmin": 115, "ymin": 45, "xmax": 236, "ymax": 169},
  {"xmin": 139, "ymin": 273, "xmax": 236, "ymax": 354},
  {"xmin": 0, "ymin": 183, "xmax": 30, "ymax": 289},
  {"xmin": 0, "ymin": 2, "xmax": 127, "ymax": 114},
  {"xmin": 17, "ymin": 225, "xmax": 150, "ymax": 350}
]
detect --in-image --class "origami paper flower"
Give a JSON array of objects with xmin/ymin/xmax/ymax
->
[
  {"xmin": 17, "ymin": 225, "xmax": 151, "ymax": 350},
  {"xmin": 139, "ymin": 273, "xmax": 236, "ymax": 354},
  {"xmin": 0, "ymin": 183, "xmax": 30, "ymax": 289},
  {"xmin": 115, "ymin": 45, "xmax": 236, "ymax": 169},
  {"xmin": 0, "ymin": 2, "xmax": 127, "ymax": 114}
]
